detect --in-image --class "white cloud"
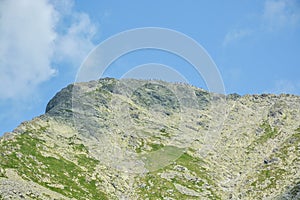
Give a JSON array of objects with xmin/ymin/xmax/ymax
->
[
  {"xmin": 223, "ymin": 29, "xmax": 252, "ymax": 46},
  {"xmin": 0, "ymin": 0, "xmax": 97, "ymax": 99},
  {"xmin": 51, "ymin": 0, "xmax": 74, "ymax": 15},
  {"xmin": 268, "ymin": 80, "xmax": 300, "ymax": 94},
  {"xmin": 0, "ymin": 0, "xmax": 57, "ymax": 99},
  {"xmin": 54, "ymin": 12, "xmax": 97, "ymax": 66},
  {"xmin": 223, "ymin": 0, "xmax": 300, "ymax": 46},
  {"xmin": 263, "ymin": 0, "xmax": 300, "ymax": 30}
]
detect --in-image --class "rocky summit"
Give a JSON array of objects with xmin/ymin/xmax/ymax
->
[{"xmin": 0, "ymin": 78, "xmax": 299, "ymax": 200}]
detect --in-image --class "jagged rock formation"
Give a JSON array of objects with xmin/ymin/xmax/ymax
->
[{"xmin": 0, "ymin": 78, "xmax": 299, "ymax": 199}]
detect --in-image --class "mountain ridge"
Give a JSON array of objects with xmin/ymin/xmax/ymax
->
[{"xmin": 0, "ymin": 78, "xmax": 299, "ymax": 199}]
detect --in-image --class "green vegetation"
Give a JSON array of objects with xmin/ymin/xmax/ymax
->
[
  {"xmin": 277, "ymin": 129, "xmax": 300, "ymax": 162},
  {"xmin": 160, "ymin": 128, "xmax": 171, "ymax": 138},
  {"xmin": 0, "ymin": 131, "xmax": 108, "ymax": 200},
  {"xmin": 64, "ymin": 109, "xmax": 73, "ymax": 113},
  {"xmin": 248, "ymin": 122, "xmax": 279, "ymax": 151},
  {"xmin": 135, "ymin": 139, "xmax": 165, "ymax": 153},
  {"xmin": 248, "ymin": 126, "xmax": 300, "ymax": 196},
  {"xmin": 75, "ymin": 153, "xmax": 99, "ymax": 172},
  {"xmin": 148, "ymin": 143, "xmax": 164, "ymax": 151},
  {"xmin": 135, "ymin": 139, "xmax": 144, "ymax": 153},
  {"xmin": 250, "ymin": 167, "xmax": 286, "ymax": 191},
  {"xmin": 0, "ymin": 169, "xmax": 5, "ymax": 178},
  {"xmin": 137, "ymin": 151, "xmax": 220, "ymax": 199},
  {"xmin": 142, "ymin": 146, "xmax": 183, "ymax": 171},
  {"xmin": 72, "ymin": 143, "xmax": 88, "ymax": 152},
  {"xmin": 256, "ymin": 121, "xmax": 279, "ymax": 144}
]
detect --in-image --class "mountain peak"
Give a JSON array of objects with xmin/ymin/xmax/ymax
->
[{"xmin": 1, "ymin": 78, "xmax": 299, "ymax": 199}]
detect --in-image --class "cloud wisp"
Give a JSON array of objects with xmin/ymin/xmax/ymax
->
[
  {"xmin": 267, "ymin": 79, "xmax": 300, "ymax": 95},
  {"xmin": 223, "ymin": 29, "xmax": 252, "ymax": 47},
  {"xmin": 223, "ymin": 0, "xmax": 300, "ymax": 46},
  {"xmin": 263, "ymin": 0, "xmax": 300, "ymax": 31},
  {"xmin": 53, "ymin": 0, "xmax": 97, "ymax": 67}
]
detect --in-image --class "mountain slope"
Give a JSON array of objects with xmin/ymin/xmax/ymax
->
[{"xmin": 0, "ymin": 78, "xmax": 299, "ymax": 199}]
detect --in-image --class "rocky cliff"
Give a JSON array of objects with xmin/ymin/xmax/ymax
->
[{"xmin": 0, "ymin": 78, "xmax": 299, "ymax": 199}]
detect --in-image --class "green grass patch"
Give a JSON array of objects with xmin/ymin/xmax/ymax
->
[
  {"xmin": 73, "ymin": 143, "xmax": 88, "ymax": 152},
  {"xmin": 256, "ymin": 122, "xmax": 279, "ymax": 144},
  {"xmin": 137, "ymin": 150, "xmax": 220, "ymax": 199},
  {"xmin": 251, "ymin": 168, "xmax": 286, "ymax": 192},
  {"xmin": 248, "ymin": 122, "xmax": 280, "ymax": 151},
  {"xmin": 148, "ymin": 143, "xmax": 164, "ymax": 151},
  {"xmin": 160, "ymin": 128, "xmax": 171, "ymax": 138},
  {"xmin": 248, "ymin": 127, "xmax": 300, "ymax": 196},
  {"xmin": 135, "ymin": 139, "xmax": 145, "ymax": 153},
  {"xmin": 0, "ymin": 133, "xmax": 108, "ymax": 200}
]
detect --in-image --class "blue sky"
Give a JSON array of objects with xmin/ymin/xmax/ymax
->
[{"xmin": 0, "ymin": 0, "xmax": 300, "ymax": 135}]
